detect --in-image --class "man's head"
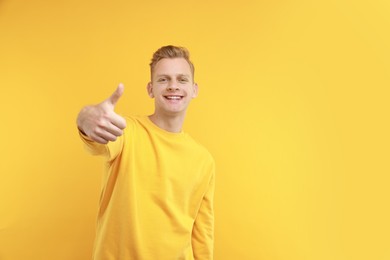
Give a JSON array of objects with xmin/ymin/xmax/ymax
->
[
  {"xmin": 147, "ymin": 45, "xmax": 198, "ymax": 117},
  {"xmin": 149, "ymin": 45, "xmax": 195, "ymax": 81}
]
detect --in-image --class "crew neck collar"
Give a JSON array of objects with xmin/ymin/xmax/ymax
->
[{"xmin": 142, "ymin": 115, "xmax": 186, "ymax": 137}]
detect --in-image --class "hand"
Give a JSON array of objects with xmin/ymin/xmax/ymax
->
[{"xmin": 77, "ymin": 83, "xmax": 127, "ymax": 144}]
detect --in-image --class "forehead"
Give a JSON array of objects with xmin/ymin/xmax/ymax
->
[{"xmin": 153, "ymin": 58, "xmax": 192, "ymax": 77}]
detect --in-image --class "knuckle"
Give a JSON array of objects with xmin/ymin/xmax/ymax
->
[
  {"xmin": 96, "ymin": 119, "xmax": 107, "ymax": 127},
  {"xmin": 93, "ymin": 126, "xmax": 101, "ymax": 134},
  {"xmin": 102, "ymin": 112, "xmax": 111, "ymax": 119}
]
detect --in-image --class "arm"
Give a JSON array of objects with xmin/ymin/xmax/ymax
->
[{"xmin": 192, "ymin": 166, "xmax": 215, "ymax": 260}]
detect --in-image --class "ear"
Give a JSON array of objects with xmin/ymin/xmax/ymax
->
[
  {"xmin": 147, "ymin": 82, "xmax": 154, "ymax": 98},
  {"xmin": 192, "ymin": 83, "xmax": 199, "ymax": 98}
]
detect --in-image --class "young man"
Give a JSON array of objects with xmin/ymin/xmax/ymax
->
[{"xmin": 77, "ymin": 45, "xmax": 215, "ymax": 260}]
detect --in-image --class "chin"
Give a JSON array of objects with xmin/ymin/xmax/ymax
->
[{"xmin": 161, "ymin": 107, "xmax": 188, "ymax": 116}]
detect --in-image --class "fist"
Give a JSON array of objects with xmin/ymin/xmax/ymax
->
[{"xmin": 77, "ymin": 83, "xmax": 127, "ymax": 144}]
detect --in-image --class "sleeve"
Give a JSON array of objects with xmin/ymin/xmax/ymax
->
[
  {"xmin": 78, "ymin": 128, "xmax": 124, "ymax": 162},
  {"xmin": 192, "ymin": 161, "xmax": 216, "ymax": 260}
]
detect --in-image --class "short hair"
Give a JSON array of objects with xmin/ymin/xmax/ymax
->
[{"xmin": 149, "ymin": 45, "xmax": 195, "ymax": 80}]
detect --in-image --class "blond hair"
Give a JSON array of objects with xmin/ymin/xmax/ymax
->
[{"xmin": 149, "ymin": 45, "xmax": 195, "ymax": 80}]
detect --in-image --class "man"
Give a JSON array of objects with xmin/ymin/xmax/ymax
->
[{"xmin": 77, "ymin": 45, "xmax": 215, "ymax": 260}]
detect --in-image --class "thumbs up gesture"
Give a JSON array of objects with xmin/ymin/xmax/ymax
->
[{"xmin": 77, "ymin": 83, "xmax": 127, "ymax": 144}]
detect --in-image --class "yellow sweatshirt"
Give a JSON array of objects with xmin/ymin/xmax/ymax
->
[{"xmin": 79, "ymin": 115, "xmax": 215, "ymax": 260}]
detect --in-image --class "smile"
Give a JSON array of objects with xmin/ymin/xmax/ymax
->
[{"xmin": 164, "ymin": 95, "xmax": 183, "ymax": 100}]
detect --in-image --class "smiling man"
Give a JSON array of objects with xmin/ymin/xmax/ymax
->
[{"xmin": 76, "ymin": 45, "xmax": 215, "ymax": 260}]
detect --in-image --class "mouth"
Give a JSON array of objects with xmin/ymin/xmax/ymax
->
[{"xmin": 164, "ymin": 95, "xmax": 184, "ymax": 100}]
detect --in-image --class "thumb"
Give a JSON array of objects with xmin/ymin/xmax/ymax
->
[{"xmin": 106, "ymin": 83, "xmax": 124, "ymax": 107}]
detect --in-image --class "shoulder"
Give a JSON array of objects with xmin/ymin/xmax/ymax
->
[
  {"xmin": 122, "ymin": 115, "xmax": 146, "ymax": 133},
  {"xmin": 123, "ymin": 115, "xmax": 140, "ymax": 126},
  {"xmin": 186, "ymin": 134, "xmax": 215, "ymax": 165}
]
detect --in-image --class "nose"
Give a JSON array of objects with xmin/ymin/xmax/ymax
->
[{"xmin": 166, "ymin": 81, "xmax": 180, "ymax": 91}]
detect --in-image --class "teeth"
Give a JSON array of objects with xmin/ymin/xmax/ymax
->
[{"xmin": 166, "ymin": 96, "xmax": 182, "ymax": 100}]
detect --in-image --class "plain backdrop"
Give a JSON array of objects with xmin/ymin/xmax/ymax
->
[{"xmin": 0, "ymin": 0, "xmax": 389, "ymax": 259}]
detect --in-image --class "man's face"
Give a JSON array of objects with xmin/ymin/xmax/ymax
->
[{"xmin": 147, "ymin": 58, "xmax": 198, "ymax": 116}]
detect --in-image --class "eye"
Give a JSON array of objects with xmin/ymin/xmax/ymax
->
[
  {"xmin": 179, "ymin": 78, "xmax": 189, "ymax": 83},
  {"xmin": 157, "ymin": 78, "xmax": 167, "ymax": 82}
]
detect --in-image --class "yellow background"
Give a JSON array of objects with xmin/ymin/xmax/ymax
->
[{"xmin": 1, "ymin": 0, "xmax": 389, "ymax": 259}]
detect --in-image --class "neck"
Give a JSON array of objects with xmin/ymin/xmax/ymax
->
[{"xmin": 148, "ymin": 112, "xmax": 186, "ymax": 133}]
